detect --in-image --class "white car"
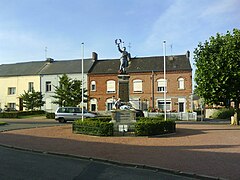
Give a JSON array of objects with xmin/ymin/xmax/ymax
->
[{"xmin": 55, "ymin": 107, "xmax": 97, "ymax": 123}]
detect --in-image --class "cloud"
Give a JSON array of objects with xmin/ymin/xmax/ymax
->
[{"xmin": 143, "ymin": 0, "xmax": 240, "ymax": 56}]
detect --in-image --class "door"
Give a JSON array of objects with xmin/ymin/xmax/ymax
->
[{"xmin": 179, "ymin": 102, "xmax": 184, "ymax": 112}]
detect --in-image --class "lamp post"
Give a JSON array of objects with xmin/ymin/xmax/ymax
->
[
  {"xmin": 163, "ymin": 41, "xmax": 167, "ymax": 121},
  {"xmin": 81, "ymin": 42, "xmax": 84, "ymax": 122}
]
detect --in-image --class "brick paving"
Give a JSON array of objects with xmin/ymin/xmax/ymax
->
[{"xmin": 0, "ymin": 122, "xmax": 240, "ymax": 179}]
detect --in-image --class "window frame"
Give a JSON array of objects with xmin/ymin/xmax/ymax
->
[
  {"xmin": 106, "ymin": 80, "xmax": 116, "ymax": 93},
  {"xmin": 90, "ymin": 81, "xmax": 96, "ymax": 91},
  {"xmin": 133, "ymin": 79, "xmax": 143, "ymax": 93},
  {"xmin": 157, "ymin": 79, "xmax": 167, "ymax": 92},
  {"xmin": 178, "ymin": 77, "xmax": 185, "ymax": 90},
  {"xmin": 28, "ymin": 82, "xmax": 34, "ymax": 92},
  {"xmin": 8, "ymin": 87, "xmax": 16, "ymax": 95},
  {"xmin": 46, "ymin": 81, "xmax": 52, "ymax": 92}
]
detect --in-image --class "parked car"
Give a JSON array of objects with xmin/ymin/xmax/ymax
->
[{"xmin": 55, "ymin": 107, "xmax": 97, "ymax": 123}]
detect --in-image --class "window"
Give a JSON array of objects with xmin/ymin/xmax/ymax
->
[
  {"xmin": 91, "ymin": 81, "xmax": 96, "ymax": 91},
  {"xmin": 133, "ymin": 79, "xmax": 143, "ymax": 92},
  {"xmin": 106, "ymin": 80, "xmax": 115, "ymax": 93},
  {"xmin": 8, "ymin": 103, "xmax": 16, "ymax": 109},
  {"xmin": 157, "ymin": 79, "xmax": 167, "ymax": 92},
  {"xmin": 157, "ymin": 100, "xmax": 171, "ymax": 112},
  {"xmin": 106, "ymin": 98, "xmax": 114, "ymax": 111},
  {"xmin": 8, "ymin": 87, "xmax": 16, "ymax": 95},
  {"xmin": 178, "ymin": 78, "xmax": 185, "ymax": 89},
  {"xmin": 28, "ymin": 82, "xmax": 34, "ymax": 92},
  {"xmin": 46, "ymin": 81, "xmax": 52, "ymax": 92},
  {"xmin": 90, "ymin": 98, "xmax": 97, "ymax": 111}
]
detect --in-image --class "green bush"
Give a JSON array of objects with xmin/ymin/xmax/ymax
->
[
  {"xmin": 211, "ymin": 108, "xmax": 234, "ymax": 119},
  {"xmin": 135, "ymin": 118, "xmax": 176, "ymax": 136},
  {"xmin": 0, "ymin": 112, "xmax": 19, "ymax": 118},
  {"xmin": 73, "ymin": 119, "xmax": 113, "ymax": 136},
  {"xmin": 46, "ymin": 112, "xmax": 55, "ymax": 119},
  {"xmin": 18, "ymin": 110, "xmax": 45, "ymax": 116},
  {"xmin": 0, "ymin": 110, "xmax": 45, "ymax": 118},
  {"xmin": 88, "ymin": 117, "xmax": 112, "ymax": 122}
]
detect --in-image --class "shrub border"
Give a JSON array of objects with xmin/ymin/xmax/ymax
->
[{"xmin": 72, "ymin": 117, "xmax": 176, "ymax": 136}]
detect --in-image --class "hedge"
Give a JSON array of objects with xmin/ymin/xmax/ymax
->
[
  {"xmin": 73, "ymin": 119, "xmax": 113, "ymax": 136},
  {"xmin": 0, "ymin": 110, "xmax": 45, "ymax": 118},
  {"xmin": 211, "ymin": 108, "xmax": 235, "ymax": 119},
  {"xmin": 72, "ymin": 117, "xmax": 176, "ymax": 136},
  {"xmin": 135, "ymin": 118, "xmax": 176, "ymax": 136},
  {"xmin": 46, "ymin": 112, "xmax": 55, "ymax": 119}
]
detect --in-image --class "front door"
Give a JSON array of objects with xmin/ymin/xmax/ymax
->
[{"xmin": 179, "ymin": 102, "xmax": 184, "ymax": 112}]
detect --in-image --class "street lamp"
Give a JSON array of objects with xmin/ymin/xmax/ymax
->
[
  {"xmin": 163, "ymin": 41, "xmax": 167, "ymax": 121},
  {"xmin": 81, "ymin": 42, "xmax": 84, "ymax": 122}
]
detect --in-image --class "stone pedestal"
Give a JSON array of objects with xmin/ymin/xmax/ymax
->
[
  {"xmin": 118, "ymin": 74, "xmax": 130, "ymax": 102},
  {"xmin": 111, "ymin": 110, "xmax": 136, "ymax": 132}
]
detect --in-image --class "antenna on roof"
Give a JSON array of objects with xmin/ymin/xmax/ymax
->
[
  {"xmin": 128, "ymin": 43, "xmax": 131, "ymax": 54},
  {"xmin": 170, "ymin": 44, "xmax": 173, "ymax": 56},
  {"xmin": 45, "ymin": 46, "xmax": 48, "ymax": 60}
]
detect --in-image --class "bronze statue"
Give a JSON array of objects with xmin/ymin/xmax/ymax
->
[{"xmin": 115, "ymin": 39, "xmax": 130, "ymax": 73}]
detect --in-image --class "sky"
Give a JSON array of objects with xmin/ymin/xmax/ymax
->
[{"xmin": 0, "ymin": 0, "xmax": 239, "ymax": 69}]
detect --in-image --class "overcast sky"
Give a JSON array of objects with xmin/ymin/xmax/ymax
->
[{"xmin": 0, "ymin": 0, "xmax": 239, "ymax": 67}]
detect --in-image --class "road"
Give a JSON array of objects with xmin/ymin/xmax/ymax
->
[
  {"xmin": 0, "ymin": 118, "xmax": 197, "ymax": 180},
  {"xmin": 0, "ymin": 146, "xmax": 196, "ymax": 180},
  {"xmin": 0, "ymin": 117, "xmax": 62, "ymax": 132}
]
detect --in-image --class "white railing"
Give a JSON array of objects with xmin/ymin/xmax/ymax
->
[{"xmin": 143, "ymin": 111, "xmax": 197, "ymax": 121}]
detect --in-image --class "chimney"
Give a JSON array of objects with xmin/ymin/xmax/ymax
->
[
  {"xmin": 186, "ymin": 51, "xmax": 190, "ymax": 58},
  {"xmin": 92, "ymin": 52, "xmax": 98, "ymax": 61},
  {"xmin": 46, "ymin": 58, "xmax": 54, "ymax": 63}
]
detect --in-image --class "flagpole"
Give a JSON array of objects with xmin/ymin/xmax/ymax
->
[
  {"xmin": 163, "ymin": 41, "xmax": 167, "ymax": 121},
  {"xmin": 81, "ymin": 42, "xmax": 84, "ymax": 122}
]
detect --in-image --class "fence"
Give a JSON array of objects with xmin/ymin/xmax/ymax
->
[{"xmin": 143, "ymin": 111, "xmax": 197, "ymax": 121}]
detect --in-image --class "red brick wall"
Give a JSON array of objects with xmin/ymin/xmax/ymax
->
[{"xmin": 88, "ymin": 70, "xmax": 192, "ymax": 111}]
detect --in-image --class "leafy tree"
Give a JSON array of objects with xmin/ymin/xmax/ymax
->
[
  {"xmin": 194, "ymin": 28, "xmax": 240, "ymax": 125},
  {"xmin": 20, "ymin": 89, "xmax": 45, "ymax": 110},
  {"xmin": 52, "ymin": 74, "xmax": 87, "ymax": 107}
]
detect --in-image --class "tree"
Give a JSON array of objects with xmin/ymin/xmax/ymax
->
[
  {"xmin": 194, "ymin": 28, "xmax": 240, "ymax": 125},
  {"xmin": 52, "ymin": 74, "xmax": 87, "ymax": 107},
  {"xmin": 20, "ymin": 89, "xmax": 45, "ymax": 110}
]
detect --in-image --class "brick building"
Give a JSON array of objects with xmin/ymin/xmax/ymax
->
[{"xmin": 88, "ymin": 52, "xmax": 192, "ymax": 113}]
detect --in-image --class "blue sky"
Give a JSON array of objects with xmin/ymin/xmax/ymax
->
[{"xmin": 0, "ymin": 0, "xmax": 239, "ymax": 68}]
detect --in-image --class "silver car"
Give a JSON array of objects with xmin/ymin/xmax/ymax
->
[{"xmin": 55, "ymin": 107, "xmax": 97, "ymax": 123}]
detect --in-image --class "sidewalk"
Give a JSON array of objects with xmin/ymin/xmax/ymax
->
[{"xmin": 0, "ymin": 122, "xmax": 240, "ymax": 179}]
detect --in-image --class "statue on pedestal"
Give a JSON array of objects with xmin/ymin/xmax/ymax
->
[{"xmin": 115, "ymin": 39, "xmax": 131, "ymax": 74}]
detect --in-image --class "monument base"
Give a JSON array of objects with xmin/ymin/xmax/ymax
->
[
  {"xmin": 111, "ymin": 110, "xmax": 136, "ymax": 132},
  {"xmin": 118, "ymin": 74, "xmax": 130, "ymax": 103}
]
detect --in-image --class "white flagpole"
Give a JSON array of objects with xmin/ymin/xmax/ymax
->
[
  {"xmin": 81, "ymin": 42, "xmax": 84, "ymax": 122},
  {"xmin": 163, "ymin": 41, "xmax": 167, "ymax": 121}
]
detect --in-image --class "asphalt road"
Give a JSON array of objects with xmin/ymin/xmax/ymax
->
[
  {"xmin": 0, "ymin": 146, "xmax": 196, "ymax": 180},
  {"xmin": 0, "ymin": 117, "xmax": 63, "ymax": 132},
  {"xmin": 0, "ymin": 118, "xmax": 199, "ymax": 180}
]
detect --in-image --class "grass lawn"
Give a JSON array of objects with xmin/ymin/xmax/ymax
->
[{"xmin": 0, "ymin": 122, "xmax": 7, "ymax": 126}]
